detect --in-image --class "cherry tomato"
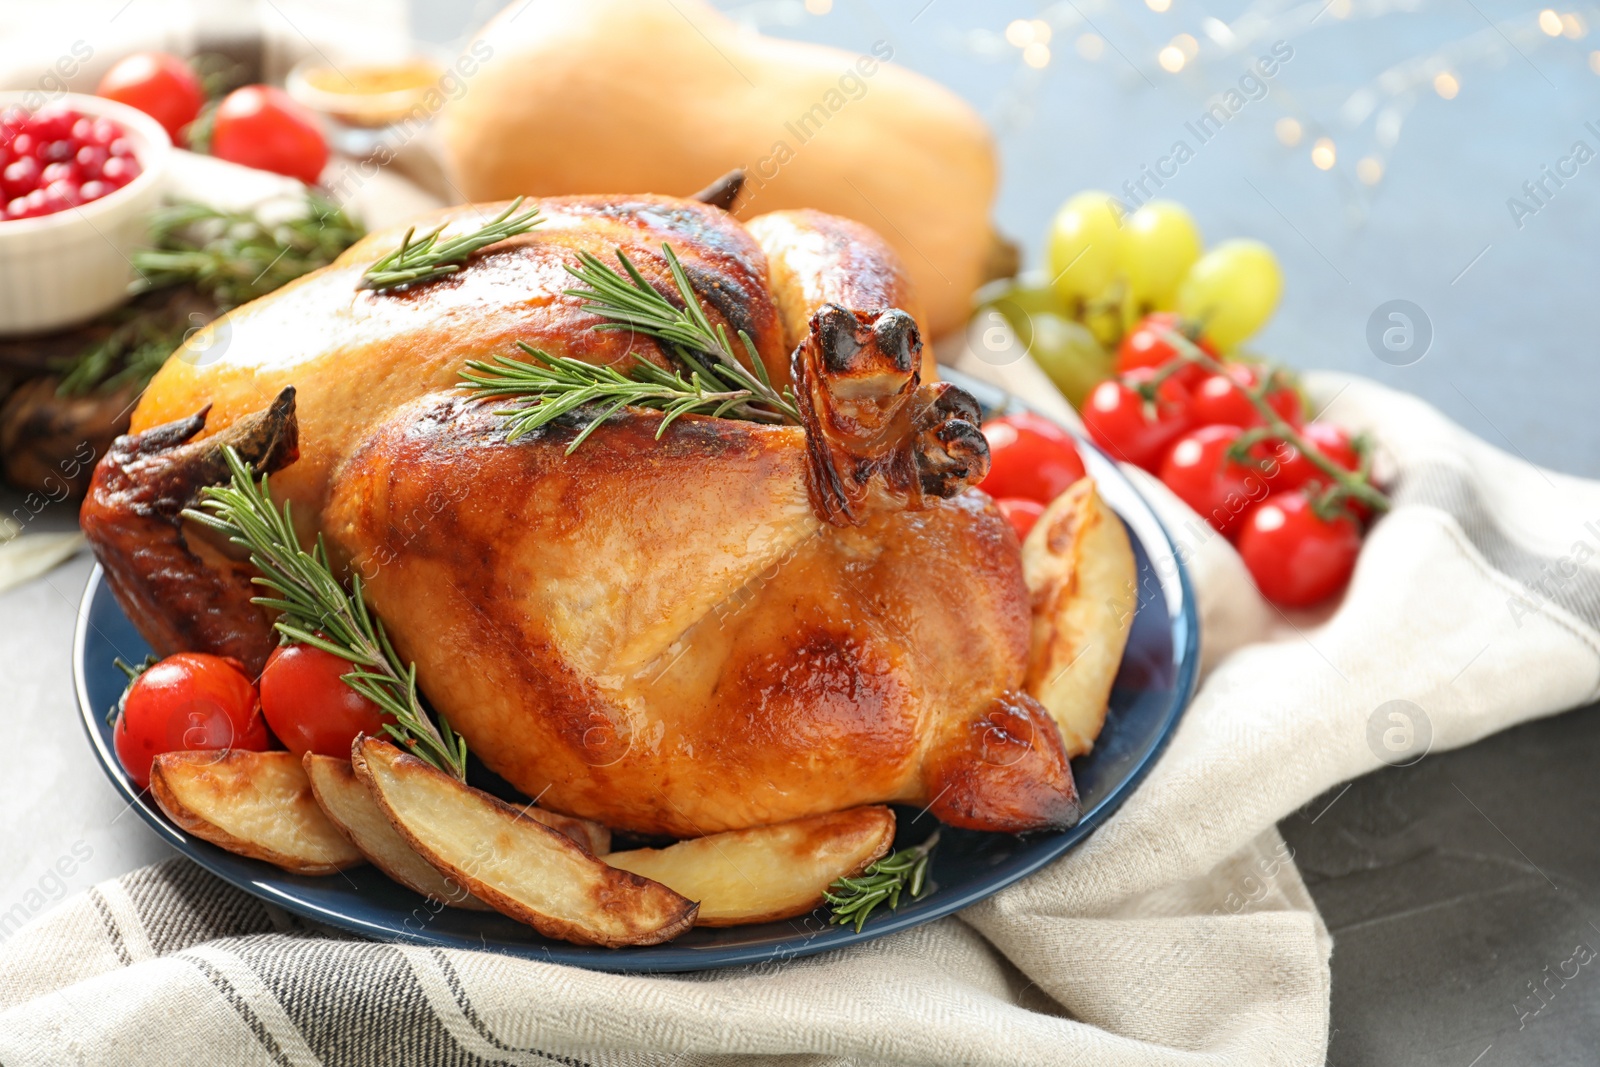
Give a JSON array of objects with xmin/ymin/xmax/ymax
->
[
  {"xmin": 1264, "ymin": 421, "xmax": 1361, "ymax": 492},
  {"xmin": 979, "ymin": 412, "xmax": 1086, "ymax": 505},
  {"xmin": 1081, "ymin": 369, "xmax": 1193, "ymax": 473},
  {"xmin": 1159, "ymin": 424, "xmax": 1273, "ymax": 539},
  {"xmin": 210, "ymin": 86, "xmax": 328, "ymax": 184},
  {"xmin": 1114, "ymin": 312, "xmax": 1212, "ymax": 388},
  {"xmin": 96, "ymin": 52, "xmax": 204, "ymax": 143},
  {"xmin": 996, "ymin": 497, "xmax": 1046, "ymax": 540},
  {"xmin": 259, "ymin": 643, "xmax": 392, "ymax": 758},
  {"xmin": 113, "ymin": 653, "xmax": 270, "ymax": 789},
  {"xmin": 1237, "ymin": 491, "xmax": 1362, "ymax": 608},
  {"xmin": 1189, "ymin": 363, "xmax": 1304, "ymax": 430}
]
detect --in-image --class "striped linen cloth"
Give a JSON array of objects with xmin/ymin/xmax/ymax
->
[{"xmin": 3, "ymin": 363, "xmax": 1597, "ymax": 1066}]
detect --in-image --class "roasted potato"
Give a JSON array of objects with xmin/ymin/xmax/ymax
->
[
  {"xmin": 352, "ymin": 737, "xmax": 695, "ymax": 947},
  {"xmin": 1022, "ymin": 477, "xmax": 1138, "ymax": 757},
  {"xmin": 605, "ymin": 806, "xmax": 896, "ymax": 926},
  {"xmin": 304, "ymin": 754, "xmax": 490, "ymax": 909},
  {"xmin": 149, "ymin": 750, "xmax": 365, "ymax": 875}
]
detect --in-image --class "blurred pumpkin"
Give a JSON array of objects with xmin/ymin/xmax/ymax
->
[{"xmin": 439, "ymin": 0, "xmax": 1005, "ymax": 340}]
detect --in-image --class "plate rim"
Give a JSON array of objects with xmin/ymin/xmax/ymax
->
[{"xmin": 72, "ymin": 376, "xmax": 1201, "ymax": 973}]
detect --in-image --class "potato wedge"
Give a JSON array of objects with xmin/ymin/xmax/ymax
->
[
  {"xmin": 605, "ymin": 806, "xmax": 896, "ymax": 927},
  {"xmin": 304, "ymin": 754, "xmax": 491, "ymax": 910},
  {"xmin": 352, "ymin": 737, "xmax": 695, "ymax": 946},
  {"xmin": 1022, "ymin": 477, "xmax": 1138, "ymax": 758},
  {"xmin": 149, "ymin": 750, "xmax": 365, "ymax": 875}
]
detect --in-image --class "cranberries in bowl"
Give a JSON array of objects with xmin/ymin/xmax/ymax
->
[{"xmin": 0, "ymin": 91, "xmax": 170, "ymax": 335}]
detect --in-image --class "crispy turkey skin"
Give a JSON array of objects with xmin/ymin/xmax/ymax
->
[{"xmin": 82, "ymin": 192, "xmax": 1081, "ymax": 837}]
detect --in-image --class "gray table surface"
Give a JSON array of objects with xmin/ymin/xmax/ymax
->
[{"xmin": 4, "ymin": 2, "xmax": 1597, "ymax": 1064}]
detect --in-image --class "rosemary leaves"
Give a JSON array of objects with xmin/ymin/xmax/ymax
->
[
  {"xmin": 360, "ymin": 197, "xmax": 542, "ymax": 292},
  {"xmin": 824, "ymin": 831, "xmax": 938, "ymax": 932},
  {"xmin": 458, "ymin": 243, "xmax": 799, "ymax": 446},
  {"xmin": 183, "ymin": 447, "xmax": 469, "ymax": 779}
]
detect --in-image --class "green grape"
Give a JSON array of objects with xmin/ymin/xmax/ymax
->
[
  {"xmin": 1117, "ymin": 200, "xmax": 1202, "ymax": 311},
  {"xmin": 974, "ymin": 273, "xmax": 1069, "ymax": 339},
  {"xmin": 1025, "ymin": 312, "xmax": 1114, "ymax": 409},
  {"xmin": 1175, "ymin": 238, "xmax": 1283, "ymax": 351},
  {"xmin": 1046, "ymin": 191, "xmax": 1122, "ymax": 304}
]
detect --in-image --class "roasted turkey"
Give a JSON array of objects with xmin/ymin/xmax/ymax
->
[{"xmin": 82, "ymin": 180, "xmax": 1100, "ymax": 838}]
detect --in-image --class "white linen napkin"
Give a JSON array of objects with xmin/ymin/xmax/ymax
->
[{"xmin": 2, "ymin": 355, "xmax": 1597, "ymax": 1066}]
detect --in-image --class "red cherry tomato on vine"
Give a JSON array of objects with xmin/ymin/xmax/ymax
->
[
  {"xmin": 259, "ymin": 643, "xmax": 392, "ymax": 758},
  {"xmin": 979, "ymin": 412, "xmax": 1086, "ymax": 505},
  {"xmin": 210, "ymin": 86, "xmax": 328, "ymax": 184},
  {"xmin": 1237, "ymin": 491, "xmax": 1362, "ymax": 608},
  {"xmin": 1115, "ymin": 312, "xmax": 1213, "ymax": 388},
  {"xmin": 114, "ymin": 652, "xmax": 270, "ymax": 789},
  {"xmin": 996, "ymin": 497, "xmax": 1046, "ymax": 540},
  {"xmin": 1264, "ymin": 421, "xmax": 1361, "ymax": 493},
  {"xmin": 1159, "ymin": 424, "xmax": 1272, "ymax": 539},
  {"xmin": 96, "ymin": 52, "xmax": 204, "ymax": 143},
  {"xmin": 1081, "ymin": 369, "xmax": 1193, "ymax": 473},
  {"xmin": 1189, "ymin": 363, "xmax": 1304, "ymax": 430}
]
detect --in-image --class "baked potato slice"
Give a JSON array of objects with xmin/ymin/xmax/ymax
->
[
  {"xmin": 1022, "ymin": 477, "xmax": 1138, "ymax": 757},
  {"xmin": 149, "ymin": 750, "xmax": 365, "ymax": 875},
  {"xmin": 304, "ymin": 754, "xmax": 490, "ymax": 910},
  {"xmin": 352, "ymin": 736, "xmax": 695, "ymax": 947},
  {"xmin": 605, "ymin": 806, "xmax": 896, "ymax": 927}
]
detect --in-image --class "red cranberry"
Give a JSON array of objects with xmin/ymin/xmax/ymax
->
[
  {"xmin": 1, "ymin": 157, "xmax": 40, "ymax": 198},
  {"xmin": 75, "ymin": 145, "xmax": 107, "ymax": 178},
  {"xmin": 41, "ymin": 160, "xmax": 77, "ymax": 185},
  {"xmin": 29, "ymin": 109, "xmax": 75, "ymax": 142},
  {"xmin": 100, "ymin": 155, "xmax": 141, "ymax": 186}
]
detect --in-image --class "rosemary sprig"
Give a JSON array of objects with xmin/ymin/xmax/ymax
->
[
  {"xmin": 824, "ymin": 830, "xmax": 939, "ymax": 933},
  {"xmin": 56, "ymin": 309, "xmax": 195, "ymax": 397},
  {"xmin": 182, "ymin": 448, "xmax": 469, "ymax": 778},
  {"xmin": 563, "ymin": 244, "xmax": 799, "ymax": 422},
  {"xmin": 462, "ymin": 344, "xmax": 790, "ymax": 453},
  {"xmin": 360, "ymin": 198, "xmax": 541, "ymax": 292},
  {"xmin": 134, "ymin": 193, "xmax": 365, "ymax": 307},
  {"xmin": 459, "ymin": 243, "xmax": 800, "ymax": 447}
]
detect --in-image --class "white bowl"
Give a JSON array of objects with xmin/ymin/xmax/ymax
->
[{"xmin": 0, "ymin": 91, "xmax": 172, "ymax": 337}]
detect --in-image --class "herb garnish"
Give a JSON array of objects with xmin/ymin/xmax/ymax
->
[
  {"xmin": 134, "ymin": 194, "xmax": 365, "ymax": 307},
  {"xmin": 360, "ymin": 197, "xmax": 542, "ymax": 292},
  {"xmin": 824, "ymin": 830, "xmax": 938, "ymax": 932},
  {"xmin": 183, "ymin": 448, "xmax": 469, "ymax": 779},
  {"xmin": 458, "ymin": 243, "xmax": 799, "ymax": 445}
]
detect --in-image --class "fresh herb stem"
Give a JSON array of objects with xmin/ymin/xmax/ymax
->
[
  {"xmin": 1150, "ymin": 332, "xmax": 1390, "ymax": 517},
  {"xmin": 134, "ymin": 194, "xmax": 365, "ymax": 307},
  {"xmin": 106, "ymin": 654, "xmax": 159, "ymax": 726},
  {"xmin": 182, "ymin": 448, "xmax": 469, "ymax": 778},
  {"xmin": 563, "ymin": 244, "xmax": 799, "ymax": 421},
  {"xmin": 360, "ymin": 197, "xmax": 541, "ymax": 292},
  {"xmin": 458, "ymin": 243, "xmax": 801, "ymax": 447},
  {"xmin": 462, "ymin": 345, "xmax": 789, "ymax": 453},
  {"xmin": 824, "ymin": 830, "xmax": 939, "ymax": 932}
]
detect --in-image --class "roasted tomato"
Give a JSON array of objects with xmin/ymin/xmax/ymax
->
[
  {"xmin": 979, "ymin": 412, "xmax": 1086, "ymax": 505},
  {"xmin": 995, "ymin": 497, "xmax": 1047, "ymax": 540},
  {"xmin": 113, "ymin": 652, "xmax": 271, "ymax": 789},
  {"xmin": 258, "ymin": 643, "xmax": 393, "ymax": 758}
]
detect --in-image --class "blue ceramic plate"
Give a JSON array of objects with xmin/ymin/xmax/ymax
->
[{"xmin": 74, "ymin": 370, "xmax": 1199, "ymax": 973}]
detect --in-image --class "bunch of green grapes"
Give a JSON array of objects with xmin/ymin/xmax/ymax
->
[{"xmin": 974, "ymin": 191, "xmax": 1283, "ymax": 407}]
